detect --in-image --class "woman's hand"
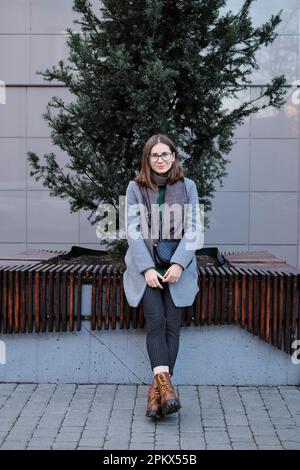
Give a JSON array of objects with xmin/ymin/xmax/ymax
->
[
  {"xmin": 162, "ymin": 263, "xmax": 183, "ymax": 284},
  {"xmin": 144, "ymin": 268, "xmax": 165, "ymax": 289}
]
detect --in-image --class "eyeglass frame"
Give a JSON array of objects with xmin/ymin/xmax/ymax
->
[{"xmin": 149, "ymin": 151, "xmax": 174, "ymax": 163}]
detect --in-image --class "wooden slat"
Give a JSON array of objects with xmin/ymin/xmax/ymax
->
[
  {"xmin": 33, "ymin": 264, "xmax": 50, "ymax": 333},
  {"xmin": 54, "ymin": 264, "xmax": 69, "ymax": 332},
  {"xmin": 132, "ymin": 306, "xmax": 137, "ymax": 329},
  {"xmin": 218, "ymin": 267, "xmax": 227, "ymax": 325},
  {"xmin": 2, "ymin": 267, "xmax": 9, "ymax": 333},
  {"xmin": 291, "ymin": 273, "xmax": 297, "ymax": 350},
  {"xmin": 205, "ymin": 267, "xmax": 214, "ymax": 325},
  {"xmin": 235, "ymin": 267, "xmax": 246, "ymax": 328},
  {"xmin": 61, "ymin": 265, "xmax": 76, "ymax": 332},
  {"xmin": 257, "ymin": 270, "xmax": 266, "ymax": 341},
  {"xmin": 138, "ymin": 302, "xmax": 144, "ymax": 329},
  {"xmin": 8, "ymin": 269, "xmax": 14, "ymax": 333},
  {"xmin": 69, "ymin": 265, "xmax": 82, "ymax": 332},
  {"xmin": 246, "ymin": 269, "xmax": 254, "ymax": 333},
  {"xmin": 230, "ymin": 267, "xmax": 240, "ymax": 324},
  {"xmin": 111, "ymin": 265, "xmax": 119, "ymax": 329},
  {"xmin": 193, "ymin": 267, "xmax": 201, "ymax": 326},
  {"xmin": 20, "ymin": 268, "xmax": 26, "ymax": 333},
  {"xmin": 253, "ymin": 269, "xmax": 259, "ymax": 336},
  {"xmin": 222, "ymin": 267, "xmax": 233, "ymax": 324},
  {"xmin": 265, "ymin": 271, "xmax": 271, "ymax": 344},
  {"xmin": 180, "ymin": 304, "xmax": 184, "ymax": 328},
  {"xmin": 185, "ymin": 304, "xmax": 193, "ymax": 327},
  {"xmin": 40, "ymin": 268, "xmax": 47, "ymax": 332},
  {"xmin": 119, "ymin": 267, "xmax": 125, "ymax": 329},
  {"xmin": 77, "ymin": 265, "xmax": 88, "ymax": 331},
  {"xmin": 211, "ymin": 267, "xmax": 221, "ymax": 325},
  {"xmin": 60, "ymin": 267, "xmax": 67, "ymax": 332},
  {"xmin": 53, "ymin": 265, "xmax": 62, "ymax": 332},
  {"xmin": 13, "ymin": 268, "xmax": 23, "ymax": 333},
  {"xmin": 180, "ymin": 301, "xmax": 186, "ymax": 326},
  {"xmin": 271, "ymin": 272, "xmax": 279, "ymax": 348},
  {"xmin": 199, "ymin": 267, "xmax": 206, "ymax": 324},
  {"xmin": 34, "ymin": 270, "xmax": 40, "ymax": 333},
  {"xmin": 27, "ymin": 269, "xmax": 33, "ymax": 333},
  {"xmin": 105, "ymin": 265, "xmax": 113, "ymax": 330},
  {"xmin": 277, "ymin": 271, "xmax": 284, "ymax": 350},
  {"xmin": 91, "ymin": 265, "xmax": 101, "ymax": 331},
  {"xmin": 97, "ymin": 265, "xmax": 106, "ymax": 330},
  {"xmin": 47, "ymin": 265, "xmax": 57, "ymax": 332},
  {"xmin": 212, "ymin": 267, "xmax": 221, "ymax": 325},
  {"xmin": 284, "ymin": 273, "xmax": 291, "ymax": 354}
]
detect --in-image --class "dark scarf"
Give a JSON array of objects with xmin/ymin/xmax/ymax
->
[{"xmin": 139, "ymin": 168, "xmax": 188, "ymax": 262}]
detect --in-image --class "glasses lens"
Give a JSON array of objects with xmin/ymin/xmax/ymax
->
[
  {"xmin": 162, "ymin": 152, "xmax": 171, "ymax": 161},
  {"xmin": 150, "ymin": 152, "xmax": 172, "ymax": 162}
]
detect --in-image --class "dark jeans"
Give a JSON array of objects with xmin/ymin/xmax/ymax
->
[{"xmin": 142, "ymin": 282, "xmax": 182, "ymax": 377}]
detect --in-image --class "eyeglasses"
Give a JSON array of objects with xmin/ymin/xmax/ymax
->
[{"xmin": 149, "ymin": 151, "xmax": 173, "ymax": 163}]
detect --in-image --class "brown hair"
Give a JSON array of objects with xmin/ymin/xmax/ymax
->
[{"xmin": 134, "ymin": 134, "xmax": 184, "ymax": 189}]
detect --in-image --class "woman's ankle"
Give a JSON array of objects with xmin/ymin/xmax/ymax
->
[{"xmin": 153, "ymin": 365, "xmax": 169, "ymax": 376}]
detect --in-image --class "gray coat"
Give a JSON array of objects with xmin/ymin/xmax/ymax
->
[{"xmin": 123, "ymin": 177, "xmax": 202, "ymax": 308}]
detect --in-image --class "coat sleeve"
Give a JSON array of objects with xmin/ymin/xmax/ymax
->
[
  {"xmin": 170, "ymin": 180, "xmax": 202, "ymax": 270},
  {"xmin": 125, "ymin": 181, "xmax": 156, "ymax": 274}
]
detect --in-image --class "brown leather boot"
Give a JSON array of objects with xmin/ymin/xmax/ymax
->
[
  {"xmin": 145, "ymin": 374, "xmax": 162, "ymax": 419},
  {"xmin": 155, "ymin": 372, "xmax": 181, "ymax": 416}
]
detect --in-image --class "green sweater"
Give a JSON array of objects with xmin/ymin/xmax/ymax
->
[{"xmin": 142, "ymin": 186, "xmax": 167, "ymax": 277}]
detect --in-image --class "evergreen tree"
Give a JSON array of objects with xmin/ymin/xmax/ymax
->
[{"xmin": 27, "ymin": 0, "xmax": 287, "ymax": 253}]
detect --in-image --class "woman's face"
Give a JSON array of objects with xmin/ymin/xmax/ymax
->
[{"xmin": 149, "ymin": 143, "xmax": 175, "ymax": 174}]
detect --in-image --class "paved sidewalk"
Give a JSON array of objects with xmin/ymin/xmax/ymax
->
[{"xmin": 0, "ymin": 383, "xmax": 300, "ymax": 450}]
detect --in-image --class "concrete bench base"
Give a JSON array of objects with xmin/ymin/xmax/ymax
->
[{"xmin": 0, "ymin": 322, "xmax": 299, "ymax": 385}]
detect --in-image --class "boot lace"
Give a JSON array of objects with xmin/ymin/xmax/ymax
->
[
  {"xmin": 152, "ymin": 387, "xmax": 161, "ymax": 399},
  {"xmin": 157, "ymin": 375, "xmax": 171, "ymax": 395}
]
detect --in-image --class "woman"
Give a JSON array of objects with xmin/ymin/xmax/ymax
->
[{"xmin": 123, "ymin": 133, "xmax": 201, "ymax": 420}]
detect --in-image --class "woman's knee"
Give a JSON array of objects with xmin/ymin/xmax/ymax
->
[
  {"xmin": 144, "ymin": 311, "xmax": 165, "ymax": 330},
  {"xmin": 165, "ymin": 316, "xmax": 181, "ymax": 335}
]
